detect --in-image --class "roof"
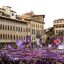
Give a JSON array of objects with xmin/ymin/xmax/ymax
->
[
  {"xmin": 22, "ymin": 11, "xmax": 45, "ymax": 18},
  {"xmin": 54, "ymin": 18, "xmax": 64, "ymax": 21},
  {"xmin": 11, "ymin": 10, "xmax": 16, "ymax": 13},
  {"xmin": 0, "ymin": 8, "xmax": 5, "ymax": 10},
  {"xmin": 32, "ymin": 15, "xmax": 45, "ymax": 18},
  {"xmin": 0, "ymin": 15, "xmax": 27, "ymax": 24},
  {"xmin": 3, "ymin": 6, "xmax": 11, "ymax": 8},
  {"xmin": 24, "ymin": 18, "xmax": 45, "ymax": 24},
  {"xmin": 23, "ymin": 11, "xmax": 34, "ymax": 16}
]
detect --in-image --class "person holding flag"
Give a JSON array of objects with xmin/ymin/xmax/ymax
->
[{"xmin": 16, "ymin": 39, "xmax": 24, "ymax": 49}]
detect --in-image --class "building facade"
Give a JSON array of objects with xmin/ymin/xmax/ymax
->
[
  {"xmin": 0, "ymin": 6, "xmax": 28, "ymax": 48},
  {"xmin": 53, "ymin": 19, "xmax": 64, "ymax": 36},
  {"xmin": 0, "ymin": 16, "xmax": 27, "ymax": 48},
  {"xmin": 0, "ymin": 6, "xmax": 17, "ymax": 19},
  {"xmin": 20, "ymin": 12, "xmax": 45, "ymax": 44},
  {"xmin": 45, "ymin": 19, "xmax": 64, "ymax": 44},
  {"xmin": 0, "ymin": 6, "xmax": 45, "ymax": 47}
]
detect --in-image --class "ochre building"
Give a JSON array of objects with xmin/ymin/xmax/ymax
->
[
  {"xmin": 53, "ymin": 19, "xmax": 64, "ymax": 35},
  {"xmin": 0, "ymin": 6, "xmax": 27, "ymax": 47},
  {"xmin": 20, "ymin": 12, "xmax": 45, "ymax": 44}
]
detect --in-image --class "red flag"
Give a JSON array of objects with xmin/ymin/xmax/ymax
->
[{"xmin": 53, "ymin": 38, "xmax": 61, "ymax": 45}]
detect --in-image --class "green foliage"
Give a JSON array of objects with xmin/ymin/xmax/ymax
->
[{"xmin": 46, "ymin": 37, "xmax": 51, "ymax": 44}]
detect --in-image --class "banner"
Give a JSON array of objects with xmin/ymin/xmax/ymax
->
[
  {"xmin": 53, "ymin": 38, "xmax": 61, "ymax": 45},
  {"xmin": 26, "ymin": 35, "xmax": 31, "ymax": 44},
  {"xmin": 16, "ymin": 39, "xmax": 24, "ymax": 48}
]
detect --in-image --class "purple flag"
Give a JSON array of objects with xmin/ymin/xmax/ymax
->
[
  {"xmin": 5, "ymin": 44, "xmax": 13, "ymax": 49},
  {"xmin": 26, "ymin": 36, "xmax": 31, "ymax": 44},
  {"xmin": 8, "ymin": 45, "xmax": 12, "ymax": 49},
  {"xmin": 16, "ymin": 39, "xmax": 24, "ymax": 48}
]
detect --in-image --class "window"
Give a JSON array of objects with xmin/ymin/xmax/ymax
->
[
  {"xmin": 21, "ymin": 27, "xmax": 22, "ymax": 31},
  {"xmin": 13, "ymin": 26, "xmax": 15, "ymax": 31},
  {"xmin": 0, "ymin": 34, "xmax": 2, "ymax": 39},
  {"xmin": 38, "ymin": 25, "xmax": 39, "ymax": 28},
  {"xmin": 32, "ymin": 29, "xmax": 33, "ymax": 34},
  {"xmin": 40, "ymin": 25, "xmax": 41, "ymax": 28},
  {"xmin": 21, "ymin": 36, "xmax": 23, "ymax": 40},
  {"xmin": 11, "ymin": 35, "xmax": 12, "ymax": 39},
  {"xmin": 12, "ymin": 13, "xmax": 14, "ymax": 16},
  {"xmin": 6, "ymin": 34, "xmax": 7, "ymax": 39},
  {"xmin": 24, "ymin": 36, "xmax": 25, "ymax": 40},
  {"xmin": 26, "ymin": 28, "xmax": 27, "ymax": 32},
  {"xmin": 32, "ymin": 37, "xmax": 33, "ymax": 40},
  {"xmin": 8, "ymin": 26, "xmax": 9, "ymax": 30},
  {"xmin": 56, "ymin": 30, "xmax": 58, "ymax": 34},
  {"xmin": 16, "ymin": 27, "xmax": 18, "ymax": 31},
  {"xmin": 0, "ymin": 24, "xmax": 2, "ymax": 30},
  {"xmin": 19, "ymin": 27, "xmax": 20, "ymax": 31},
  {"xmin": 32, "ymin": 29, "xmax": 35, "ymax": 35},
  {"xmin": 61, "ymin": 30, "xmax": 64, "ymax": 35},
  {"xmin": 0, "ymin": 11, "xmax": 1, "ymax": 13},
  {"xmin": 5, "ymin": 25, "xmax": 7, "ymax": 30},
  {"xmin": 37, "ymin": 18, "xmax": 39, "ymax": 20},
  {"xmin": 14, "ymin": 35, "xmax": 15, "ymax": 39},
  {"xmin": 34, "ymin": 29, "xmax": 35, "ymax": 35},
  {"xmin": 16, "ymin": 35, "xmax": 18, "ymax": 39},
  {"xmin": 22, "ymin": 36, "xmax": 24, "ymax": 40},
  {"xmin": 10, "ymin": 26, "xmax": 12, "ymax": 30},
  {"xmin": 42, "ymin": 26, "xmax": 43, "ymax": 29},
  {"xmin": 59, "ymin": 26, "xmax": 61, "ymax": 28},
  {"xmin": 8, "ymin": 34, "xmax": 9, "ymax": 39},
  {"xmin": 59, "ymin": 30, "xmax": 61, "ymax": 34},
  {"xmin": 34, "ymin": 24, "xmax": 35, "ymax": 27},
  {"xmin": 62, "ymin": 26, "xmax": 64, "ymax": 28},
  {"xmin": 36, "ymin": 24, "xmax": 37, "ymax": 28},
  {"xmin": 32, "ymin": 24, "xmax": 33, "ymax": 27},
  {"xmin": 3, "ymin": 34, "xmax": 5, "ymax": 39},
  {"xmin": 3, "ymin": 25, "xmax": 4, "ymax": 30},
  {"xmin": 28, "ymin": 28, "xmax": 30, "ymax": 32},
  {"xmin": 34, "ymin": 37, "xmax": 35, "ymax": 40},
  {"xmin": 55, "ymin": 26, "xmax": 58, "ymax": 28}
]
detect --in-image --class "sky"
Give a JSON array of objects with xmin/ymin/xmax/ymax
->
[{"xmin": 0, "ymin": 0, "xmax": 64, "ymax": 29}]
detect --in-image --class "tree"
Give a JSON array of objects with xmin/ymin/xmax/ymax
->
[{"xmin": 46, "ymin": 37, "xmax": 51, "ymax": 45}]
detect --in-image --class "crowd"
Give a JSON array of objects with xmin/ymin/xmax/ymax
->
[
  {"xmin": 0, "ymin": 47, "xmax": 64, "ymax": 64},
  {"xmin": 0, "ymin": 57, "xmax": 58, "ymax": 64}
]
